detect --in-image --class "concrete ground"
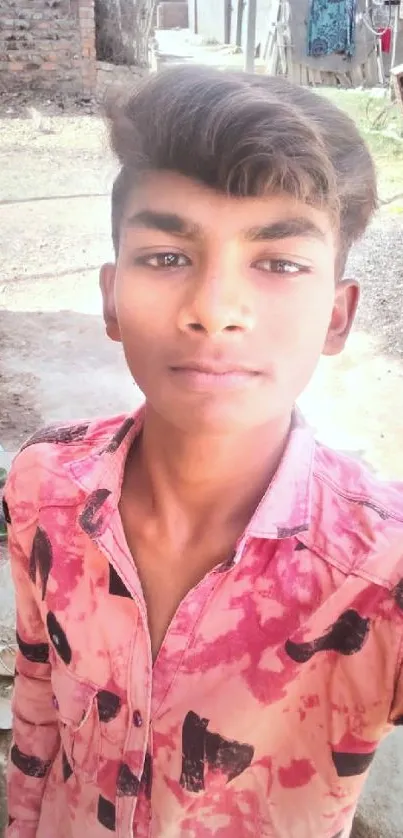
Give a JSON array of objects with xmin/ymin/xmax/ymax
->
[{"xmin": 1, "ymin": 30, "xmax": 403, "ymax": 838}]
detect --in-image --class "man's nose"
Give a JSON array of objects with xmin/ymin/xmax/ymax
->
[{"xmin": 177, "ymin": 266, "xmax": 256, "ymax": 336}]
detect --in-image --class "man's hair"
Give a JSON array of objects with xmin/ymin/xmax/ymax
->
[{"xmin": 106, "ymin": 65, "xmax": 377, "ymax": 276}]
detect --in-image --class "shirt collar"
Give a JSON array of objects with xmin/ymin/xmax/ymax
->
[
  {"xmin": 245, "ymin": 411, "xmax": 314, "ymax": 540},
  {"xmin": 64, "ymin": 406, "xmax": 314, "ymax": 542}
]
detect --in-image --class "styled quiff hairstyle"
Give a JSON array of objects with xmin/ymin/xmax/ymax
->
[{"xmin": 106, "ymin": 65, "xmax": 377, "ymax": 276}]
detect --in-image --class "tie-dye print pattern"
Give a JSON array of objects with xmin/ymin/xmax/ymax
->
[{"xmin": 3, "ymin": 411, "xmax": 403, "ymax": 838}]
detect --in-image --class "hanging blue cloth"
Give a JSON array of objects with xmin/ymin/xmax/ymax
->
[{"xmin": 307, "ymin": 0, "xmax": 357, "ymax": 59}]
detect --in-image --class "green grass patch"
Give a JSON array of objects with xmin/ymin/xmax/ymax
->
[{"xmin": 319, "ymin": 88, "xmax": 403, "ymax": 209}]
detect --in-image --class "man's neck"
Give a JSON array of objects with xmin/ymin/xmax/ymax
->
[{"xmin": 125, "ymin": 406, "xmax": 292, "ymax": 543}]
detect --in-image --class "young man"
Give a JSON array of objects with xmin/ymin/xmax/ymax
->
[{"xmin": 3, "ymin": 66, "xmax": 403, "ymax": 838}]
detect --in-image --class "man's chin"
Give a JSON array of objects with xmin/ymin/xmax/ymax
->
[{"xmin": 153, "ymin": 394, "xmax": 284, "ymax": 437}]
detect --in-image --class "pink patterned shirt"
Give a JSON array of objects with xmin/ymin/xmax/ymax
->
[{"xmin": 3, "ymin": 410, "xmax": 403, "ymax": 838}]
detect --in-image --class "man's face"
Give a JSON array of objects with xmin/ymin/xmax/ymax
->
[{"xmin": 100, "ymin": 172, "xmax": 358, "ymax": 434}]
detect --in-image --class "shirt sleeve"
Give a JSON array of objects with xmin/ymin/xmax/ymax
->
[
  {"xmin": 3, "ymin": 485, "xmax": 60, "ymax": 837},
  {"xmin": 388, "ymin": 601, "xmax": 403, "ymax": 728}
]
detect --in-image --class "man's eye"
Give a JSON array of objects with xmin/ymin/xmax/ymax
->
[
  {"xmin": 137, "ymin": 253, "xmax": 190, "ymax": 269},
  {"xmin": 255, "ymin": 259, "xmax": 309, "ymax": 275}
]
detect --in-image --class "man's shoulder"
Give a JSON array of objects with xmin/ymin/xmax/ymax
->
[
  {"xmin": 312, "ymin": 441, "xmax": 403, "ymax": 519},
  {"xmin": 4, "ymin": 413, "xmax": 132, "ymax": 522},
  {"xmin": 308, "ymin": 441, "xmax": 403, "ymax": 589},
  {"xmin": 19, "ymin": 414, "xmax": 128, "ymax": 455}
]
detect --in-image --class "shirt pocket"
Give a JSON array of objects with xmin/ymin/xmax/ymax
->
[{"xmin": 51, "ymin": 666, "xmax": 100, "ymax": 783}]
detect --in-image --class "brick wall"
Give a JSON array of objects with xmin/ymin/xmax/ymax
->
[
  {"xmin": 156, "ymin": 1, "xmax": 188, "ymax": 29},
  {"xmin": 0, "ymin": 0, "xmax": 96, "ymax": 96}
]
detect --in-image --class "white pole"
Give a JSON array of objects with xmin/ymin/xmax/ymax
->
[
  {"xmin": 244, "ymin": 0, "xmax": 257, "ymax": 73},
  {"xmin": 391, "ymin": 4, "xmax": 400, "ymax": 73},
  {"xmin": 390, "ymin": 5, "xmax": 400, "ymax": 101}
]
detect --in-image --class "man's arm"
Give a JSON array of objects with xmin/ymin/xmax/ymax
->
[{"xmin": 4, "ymin": 497, "xmax": 60, "ymax": 838}]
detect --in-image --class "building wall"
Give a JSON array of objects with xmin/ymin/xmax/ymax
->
[
  {"xmin": 0, "ymin": 0, "xmax": 96, "ymax": 95},
  {"xmin": 229, "ymin": 0, "xmax": 271, "ymax": 50},
  {"xmin": 188, "ymin": 0, "xmax": 227, "ymax": 43},
  {"xmin": 188, "ymin": 0, "xmax": 270, "ymax": 46},
  {"xmin": 157, "ymin": 0, "xmax": 188, "ymax": 30}
]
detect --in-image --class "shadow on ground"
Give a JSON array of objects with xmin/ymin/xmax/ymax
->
[{"xmin": 0, "ymin": 308, "xmax": 137, "ymax": 450}]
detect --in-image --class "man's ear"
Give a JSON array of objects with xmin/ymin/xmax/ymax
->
[
  {"xmin": 323, "ymin": 278, "xmax": 360, "ymax": 357},
  {"xmin": 99, "ymin": 263, "xmax": 121, "ymax": 343}
]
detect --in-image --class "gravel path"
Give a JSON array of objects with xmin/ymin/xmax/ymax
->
[{"xmin": 350, "ymin": 215, "xmax": 403, "ymax": 359}]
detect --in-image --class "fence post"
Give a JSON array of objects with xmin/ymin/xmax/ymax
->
[{"xmin": 244, "ymin": 0, "xmax": 257, "ymax": 72}]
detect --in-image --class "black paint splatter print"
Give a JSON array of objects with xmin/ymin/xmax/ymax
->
[
  {"xmin": 180, "ymin": 712, "xmax": 207, "ymax": 793},
  {"xmin": 79, "ymin": 489, "xmax": 111, "ymax": 538},
  {"xmin": 11, "ymin": 745, "xmax": 52, "ymax": 778},
  {"xmin": 140, "ymin": 752, "xmax": 153, "ymax": 800},
  {"xmin": 294, "ymin": 540, "xmax": 308, "ymax": 551},
  {"xmin": 331, "ymin": 749, "xmax": 375, "ymax": 777},
  {"xmin": 62, "ymin": 749, "xmax": 73, "ymax": 782},
  {"xmin": 393, "ymin": 579, "xmax": 403, "ymax": 610},
  {"xmin": 21, "ymin": 423, "xmax": 90, "ymax": 451},
  {"xmin": 108, "ymin": 564, "xmax": 132, "ymax": 598},
  {"xmin": 29, "ymin": 526, "xmax": 53, "ymax": 599},
  {"xmin": 96, "ymin": 690, "xmax": 121, "ymax": 722},
  {"xmin": 46, "ymin": 611, "xmax": 72, "ymax": 665},
  {"xmin": 205, "ymin": 728, "xmax": 254, "ymax": 782},
  {"xmin": 116, "ymin": 763, "xmax": 140, "ymax": 797},
  {"xmin": 97, "ymin": 796, "xmax": 116, "ymax": 831},
  {"xmin": 104, "ymin": 417, "xmax": 135, "ymax": 454},
  {"xmin": 2, "ymin": 497, "xmax": 11, "ymax": 525},
  {"xmin": 16, "ymin": 631, "xmax": 49, "ymax": 664},
  {"xmin": 285, "ymin": 610, "xmax": 370, "ymax": 663},
  {"xmin": 180, "ymin": 711, "xmax": 254, "ymax": 793},
  {"xmin": 277, "ymin": 524, "xmax": 308, "ymax": 539}
]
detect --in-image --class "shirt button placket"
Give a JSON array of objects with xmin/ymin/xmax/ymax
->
[{"xmin": 133, "ymin": 710, "xmax": 143, "ymax": 728}]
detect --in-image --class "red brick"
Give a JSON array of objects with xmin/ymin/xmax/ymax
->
[
  {"xmin": 53, "ymin": 40, "xmax": 73, "ymax": 50},
  {"xmin": 0, "ymin": 0, "xmax": 97, "ymax": 93}
]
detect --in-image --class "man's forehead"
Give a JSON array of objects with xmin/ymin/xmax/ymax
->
[{"xmin": 122, "ymin": 171, "xmax": 333, "ymax": 243}]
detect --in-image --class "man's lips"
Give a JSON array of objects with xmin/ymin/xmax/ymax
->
[
  {"xmin": 169, "ymin": 361, "xmax": 262, "ymax": 375},
  {"xmin": 168, "ymin": 362, "xmax": 263, "ymax": 391}
]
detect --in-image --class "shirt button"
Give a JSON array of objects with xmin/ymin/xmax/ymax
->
[{"xmin": 133, "ymin": 710, "xmax": 143, "ymax": 728}]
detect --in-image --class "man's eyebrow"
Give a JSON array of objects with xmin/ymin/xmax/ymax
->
[
  {"xmin": 126, "ymin": 210, "xmax": 200, "ymax": 237},
  {"xmin": 245, "ymin": 218, "xmax": 327, "ymax": 243}
]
